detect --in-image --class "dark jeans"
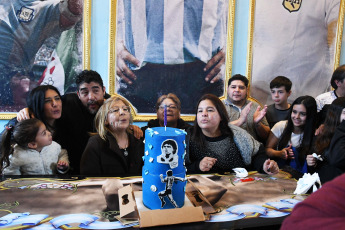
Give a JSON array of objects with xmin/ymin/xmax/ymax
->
[{"xmin": 118, "ymin": 61, "xmax": 224, "ymax": 114}]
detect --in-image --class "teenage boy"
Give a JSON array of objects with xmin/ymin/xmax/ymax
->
[{"xmin": 266, "ymin": 76, "xmax": 292, "ymax": 128}]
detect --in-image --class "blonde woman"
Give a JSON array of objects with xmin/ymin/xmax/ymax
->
[{"xmin": 80, "ymin": 96, "xmax": 143, "ymax": 176}]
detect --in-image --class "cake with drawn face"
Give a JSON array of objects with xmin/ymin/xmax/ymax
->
[{"xmin": 142, "ymin": 127, "xmax": 187, "ymax": 210}]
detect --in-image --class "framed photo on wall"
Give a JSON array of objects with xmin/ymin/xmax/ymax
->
[
  {"xmin": 109, "ymin": 0, "xmax": 235, "ymax": 121},
  {"xmin": 247, "ymin": 0, "xmax": 345, "ymax": 105},
  {"xmin": 0, "ymin": 0, "xmax": 91, "ymax": 119}
]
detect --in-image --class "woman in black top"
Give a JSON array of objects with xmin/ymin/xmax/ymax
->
[
  {"xmin": 80, "ymin": 96, "xmax": 143, "ymax": 176},
  {"xmin": 185, "ymin": 94, "xmax": 279, "ymax": 174}
]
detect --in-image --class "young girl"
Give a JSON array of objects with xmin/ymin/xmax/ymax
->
[
  {"xmin": 266, "ymin": 96, "xmax": 317, "ymax": 176},
  {"xmin": 0, "ymin": 118, "xmax": 69, "ymax": 175}
]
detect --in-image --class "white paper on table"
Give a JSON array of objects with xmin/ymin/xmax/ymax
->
[
  {"xmin": 293, "ymin": 173, "xmax": 322, "ymax": 195},
  {"xmin": 232, "ymin": 168, "xmax": 248, "ymax": 178}
]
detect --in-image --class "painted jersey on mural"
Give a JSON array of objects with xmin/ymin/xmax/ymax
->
[
  {"xmin": 115, "ymin": 0, "xmax": 228, "ymax": 114},
  {"xmin": 251, "ymin": 0, "xmax": 340, "ymax": 105},
  {"xmin": 0, "ymin": 0, "xmax": 83, "ymax": 112}
]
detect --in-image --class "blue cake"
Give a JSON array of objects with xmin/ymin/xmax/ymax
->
[{"xmin": 142, "ymin": 127, "xmax": 187, "ymax": 210}]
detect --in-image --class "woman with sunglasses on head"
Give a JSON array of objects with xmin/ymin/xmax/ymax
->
[
  {"xmin": 141, "ymin": 93, "xmax": 192, "ymax": 138},
  {"xmin": 80, "ymin": 96, "xmax": 143, "ymax": 176}
]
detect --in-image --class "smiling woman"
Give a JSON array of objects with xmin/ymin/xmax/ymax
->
[
  {"xmin": 265, "ymin": 96, "xmax": 317, "ymax": 177},
  {"xmin": 80, "ymin": 96, "xmax": 143, "ymax": 176}
]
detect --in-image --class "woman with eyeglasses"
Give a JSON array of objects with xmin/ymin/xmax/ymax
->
[
  {"xmin": 141, "ymin": 93, "xmax": 192, "ymax": 137},
  {"xmin": 80, "ymin": 96, "xmax": 143, "ymax": 176}
]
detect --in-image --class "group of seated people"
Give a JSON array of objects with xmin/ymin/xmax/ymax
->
[{"xmin": 1, "ymin": 65, "xmax": 345, "ymax": 186}]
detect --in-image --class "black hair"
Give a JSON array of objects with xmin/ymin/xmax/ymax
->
[
  {"xmin": 75, "ymin": 70, "xmax": 104, "ymax": 90},
  {"xmin": 162, "ymin": 140, "xmax": 177, "ymax": 154},
  {"xmin": 315, "ymin": 97, "xmax": 345, "ymax": 154},
  {"xmin": 331, "ymin": 65, "xmax": 345, "ymax": 89},
  {"xmin": 0, "ymin": 118, "xmax": 42, "ymax": 172},
  {"xmin": 192, "ymin": 94, "xmax": 233, "ymax": 149},
  {"xmin": 228, "ymin": 74, "xmax": 249, "ymax": 87},
  {"xmin": 277, "ymin": 96, "xmax": 317, "ymax": 164},
  {"xmin": 26, "ymin": 85, "xmax": 61, "ymax": 131},
  {"xmin": 167, "ymin": 169, "xmax": 173, "ymax": 176},
  {"xmin": 270, "ymin": 76, "xmax": 292, "ymax": 91}
]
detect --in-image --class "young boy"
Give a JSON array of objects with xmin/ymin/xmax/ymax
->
[{"xmin": 266, "ymin": 76, "xmax": 292, "ymax": 128}]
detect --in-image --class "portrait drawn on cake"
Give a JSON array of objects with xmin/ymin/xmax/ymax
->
[
  {"xmin": 157, "ymin": 139, "xmax": 179, "ymax": 169},
  {"xmin": 159, "ymin": 169, "xmax": 186, "ymax": 208}
]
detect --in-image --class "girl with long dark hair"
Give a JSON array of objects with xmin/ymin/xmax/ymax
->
[
  {"xmin": 266, "ymin": 96, "xmax": 317, "ymax": 174},
  {"xmin": 0, "ymin": 118, "xmax": 69, "ymax": 175}
]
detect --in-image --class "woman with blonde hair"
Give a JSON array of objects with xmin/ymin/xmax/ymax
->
[{"xmin": 80, "ymin": 96, "xmax": 143, "ymax": 176}]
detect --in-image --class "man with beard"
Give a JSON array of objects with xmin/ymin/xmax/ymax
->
[{"xmin": 57, "ymin": 70, "xmax": 108, "ymax": 174}]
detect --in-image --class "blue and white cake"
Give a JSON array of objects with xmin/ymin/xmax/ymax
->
[{"xmin": 142, "ymin": 127, "xmax": 187, "ymax": 210}]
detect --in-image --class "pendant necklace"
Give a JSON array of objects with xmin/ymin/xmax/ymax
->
[
  {"xmin": 123, "ymin": 137, "xmax": 129, "ymax": 157},
  {"xmin": 123, "ymin": 148, "xmax": 128, "ymax": 157}
]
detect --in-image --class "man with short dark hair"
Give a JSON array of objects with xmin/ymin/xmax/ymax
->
[
  {"xmin": 158, "ymin": 139, "xmax": 179, "ymax": 169},
  {"xmin": 58, "ymin": 70, "xmax": 108, "ymax": 174},
  {"xmin": 223, "ymin": 74, "xmax": 270, "ymax": 142}
]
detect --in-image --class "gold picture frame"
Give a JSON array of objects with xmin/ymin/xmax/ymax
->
[
  {"xmin": 0, "ymin": 0, "xmax": 91, "ymax": 119},
  {"xmin": 109, "ymin": 0, "xmax": 235, "ymax": 122}
]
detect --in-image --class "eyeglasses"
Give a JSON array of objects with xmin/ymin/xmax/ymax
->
[
  {"xmin": 159, "ymin": 104, "xmax": 178, "ymax": 110},
  {"xmin": 109, "ymin": 106, "xmax": 131, "ymax": 114}
]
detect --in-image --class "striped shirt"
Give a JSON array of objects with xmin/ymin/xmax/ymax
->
[{"xmin": 117, "ymin": 0, "xmax": 228, "ymax": 69}]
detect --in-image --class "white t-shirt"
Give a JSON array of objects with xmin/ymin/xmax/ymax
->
[
  {"xmin": 315, "ymin": 90, "xmax": 337, "ymax": 112},
  {"xmin": 271, "ymin": 120, "xmax": 303, "ymax": 148}
]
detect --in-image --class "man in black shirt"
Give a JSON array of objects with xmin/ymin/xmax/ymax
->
[{"xmin": 57, "ymin": 70, "xmax": 108, "ymax": 174}]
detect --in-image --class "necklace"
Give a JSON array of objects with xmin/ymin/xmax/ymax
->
[
  {"xmin": 112, "ymin": 132, "xmax": 129, "ymax": 156},
  {"xmin": 123, "ymin": 148, "xmax": 128, "ymax": 157},
  {"xmin": 122, "ymin": 136, "xmax": 129, "ymax": 157}
]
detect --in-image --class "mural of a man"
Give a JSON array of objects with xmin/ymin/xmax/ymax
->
[
  {"xmin": 116, "ymin": 0, "xmax": 228, "ymax": 114},
  {"xmin": 251, "ymin": 0, "xmax": 340, "ymax": 105},
  {"xmin": 0, "ymin": 0, "xmax": 83, "ymax": 110}
]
